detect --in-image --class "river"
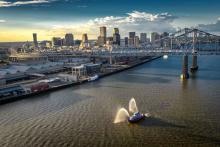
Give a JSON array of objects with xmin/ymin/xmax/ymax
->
[{"xmin": 0, "ymin": 56, "xmax": 220, "ymax": 146}]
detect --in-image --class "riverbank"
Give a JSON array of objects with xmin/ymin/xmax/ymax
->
[{"xmin": 0, "ymin": 56, "xmax": 161, "ymax": 104}]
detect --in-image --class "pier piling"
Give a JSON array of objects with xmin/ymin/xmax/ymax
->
[{"xmin": 190, "ymin": 54, "xmax": 199, "ymax": 71}]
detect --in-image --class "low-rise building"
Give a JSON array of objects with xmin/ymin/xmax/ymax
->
[{"xmin": 85, "ymin": 63, "xmax": 101, "ymax": 75}]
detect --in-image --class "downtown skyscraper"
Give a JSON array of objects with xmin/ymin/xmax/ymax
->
[
  {"xmin": 151, "ymin": 32, "xmax": 160, "ymax": 44},
  {"xmin": 129, "ymin": 32, "xmax": 135, "ymax": 46},
  {"xmin": 33, "ymin": 33, "xmax": 38, "ymax": 48},
  {"xmin": 64, "ymin": 33, "xmax": 74, "ymax": 46},
  {"xmin": 140, "ymin": 33, "xmax": 147, "ymax": 43},
  {"xmin": 80, "ymin": 33, "xmax": 89, "ymax": 48},
  {"xmin": 113, "ymin": 28, "xmax": 120, "ymax": 46},
  {"xmin": 97, "ymin": 26, "xmax": 107, "ymax": 46}
]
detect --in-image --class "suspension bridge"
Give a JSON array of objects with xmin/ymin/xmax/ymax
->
[{"xmin": 91, "ymin": 28, "xmax": 220, "ymax": 79}]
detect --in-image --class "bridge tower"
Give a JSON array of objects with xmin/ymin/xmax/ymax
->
[
  {"xmin": 181, "ymin": 54, "xmax": 189, "ymax": 80},
  {"xmin": 191, "ymin": 29, "xmax": 199, "ymax": 71}
]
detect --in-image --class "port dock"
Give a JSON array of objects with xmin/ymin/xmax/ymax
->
[{"xmin": 0, "ymin": 56, "xmax": 161, "ymax": 104}]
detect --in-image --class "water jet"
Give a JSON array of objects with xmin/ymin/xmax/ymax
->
[
  {"xmin": 114, "ymin": 98, "xmax": 147, "ymax": 124},
  {"xmin": 114, "ymin": 108, "xmax": 129, "ymax": 123},
  {"xmin": 129, "ymin": 97, "xmax": 138, "ymax": 113}
]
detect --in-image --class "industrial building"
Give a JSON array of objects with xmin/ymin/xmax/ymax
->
[{"xmin": 0, "ymin": 62, "xmax": 64, "ymax": 84}]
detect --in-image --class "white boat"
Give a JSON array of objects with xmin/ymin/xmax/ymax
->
[{"xmin": 88, "ymin": 74, "xmax": 99, "ymax": 82}]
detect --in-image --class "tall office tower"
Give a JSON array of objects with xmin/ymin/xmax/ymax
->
[
  {"xmin": 161, "ymin": 32, "xmax": 169, "ymax": 38},
  {"xmin": 140, "ymin": 33, "xmax": 147, "ymax": 43},
  {"xmin": 113, "ymin": 28, "xmax": 120, "ymax": 46},
  {"xmin": 65, "ymin": 33, "xmax": 74, "ymax": 46},
  {"xmin": 151, "ymin": 32, "xmax": 160, "ymax": 44},
  {"xmin": 124, "ymin": 37, "xmax": 128, "ymax": 47},
  {"xmin": 129, "ymin": 32, "xmax": 135, "ymax": 46},
  {"xmin": 33, "ymin": 33, "xmax": 38, "ymax": 48},
  {"xmin": 100, "ymin": 26, "xmax": 107, "ymax": 38},
  {"xmin": 80, "ymin": 33, "xmax": 89, "ymax": 48},
  {"xmin": 128, "ymin": 38, "xmax": 134, "ymax": 46},
  {"xmin": 97, "ymin": 36, "xmax": 106, "ymax": 46},
  {"xmin": 134, "ymin": 36, "xmax": 140, "ymax": 47},
  {"xmin": 160, "ymin": 32, "xmax": 169, "ymax": 47},
  {"xmin": 82, "ymin": 33, "xmax": 88, "ymax": 43},
  {"xmin": 98, "ymin": 26, "xmax": 107, "ymax": 46},
  {"xmin": 113, "ymin": 28, "xmax": 119, "ymax": 34},
  {"xmin": 113, "ymin": 34, "xmax": 120, "ymax": 46},
  {"xmin": 129, "ymin": 32, "xmax": 135, "ymax": 39},
  {"xmin": 52, "ymin": 37, "xmax": 62, "ymax": 47}
]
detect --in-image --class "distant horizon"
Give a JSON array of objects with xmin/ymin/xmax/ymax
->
[
  {"xmin": 1, "ymin": 26, "xmax": 220, "ymax": 43},
  {"xmin": 0, "ymin": 39, "xmax": 97, "ymax": 43},
  {"xmin": 0, "ymin": 0, "xmax": 220, "ymax": 41}
]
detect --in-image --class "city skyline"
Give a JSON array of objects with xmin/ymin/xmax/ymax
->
[
  {"xmin": 0, "ymin": 1, "xmax": 220, "ymax": 147},
  {"xmin": 0, "ymin": 0, "xmax": 220, "ymax": 42}
]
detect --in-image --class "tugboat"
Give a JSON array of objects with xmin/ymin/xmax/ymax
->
[{"xmin": 128, "ymin": 112, "xmax": 145, "ymax": 123}]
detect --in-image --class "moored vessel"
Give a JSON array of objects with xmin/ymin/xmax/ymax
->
[{"xmin": 88, "ymin": 74, "xmax": 99, "ymax": 82}]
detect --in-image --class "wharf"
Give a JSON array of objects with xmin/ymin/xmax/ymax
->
[{"xmin": 0, "ymin": 56, "xmax": 161, "ymax": 104}]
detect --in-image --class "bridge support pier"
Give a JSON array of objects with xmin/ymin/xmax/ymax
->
[
  {"xmin": 180, "ymin": 55, "xmax": 189, "ymax": 80},
  {"xmin": 190, "ymin": 55, "xmax": 199, "ymax": 71}
]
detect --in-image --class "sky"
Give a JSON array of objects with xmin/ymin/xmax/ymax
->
[{"xmin": 0, "ymin": 0, "xmax": 220, "ymax": 42}]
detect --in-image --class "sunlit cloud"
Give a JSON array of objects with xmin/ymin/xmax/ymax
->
[
  {"xmin": 47, "ymin": 24, "xmax": 97, "ymax": 40},
  {"xmin": 0, "ymin": 19, "xmax": 6, "ymax": 23},
  {"xmin": 1, "ymin": 11, "xmax": 219, "ymax": 42},
  {"xmin": 47, "ymin": 11, "xmax": 178, "ymax": 39},
  {"xmin": 87, "ymin": 11, "xmax": 177, "ymax": 27},
  {"xmin": 0, "ymin": 0, "xmax": 53, "ymax": 7}
]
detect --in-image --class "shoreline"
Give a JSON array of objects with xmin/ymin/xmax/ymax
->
[{"xmin": 0, "ymin": 56, "xmax": 161, "ymax": 105}]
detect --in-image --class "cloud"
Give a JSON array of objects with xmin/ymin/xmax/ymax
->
[
  {"xmin": 0, "ymin": 19, "xmax": 6, "ymax": 23},
  {"xmin": 197, "ymin": 18, "xmax": 220, "ymax": 34},
  {"xmin": 104, "ymin": 11, "xmax": 177, "ymax": 32},
  {"xmin": 0, "ymin": 0, "xmax": 53, "ymax": 7},
  {"xmin": 47, "ymin": 11, "xmax": 178, "ymax": 39},
  {"xmin": 88, "ymin": 11, "xmax": 177, "ymax": 32}
]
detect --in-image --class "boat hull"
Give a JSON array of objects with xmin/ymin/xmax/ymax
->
[
  {"xmin": 88, "ymin": 75, "xmax": 99, "ymax": 82},
  {"xmin": 128, "ymin": 114, "xmax": 145, "ymax": 123}
]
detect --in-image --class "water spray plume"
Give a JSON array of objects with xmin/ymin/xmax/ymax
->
[
  {"xmin": 114, "ymin": 97, "xmax": 149, "ymax": 124},
  {"xmin": 129, "ymin": 97, "xmax": 138, "ymax": 113},
  {"xmin": 114, "ymin": 108, "xmax": 129, "ymax": 124}
]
